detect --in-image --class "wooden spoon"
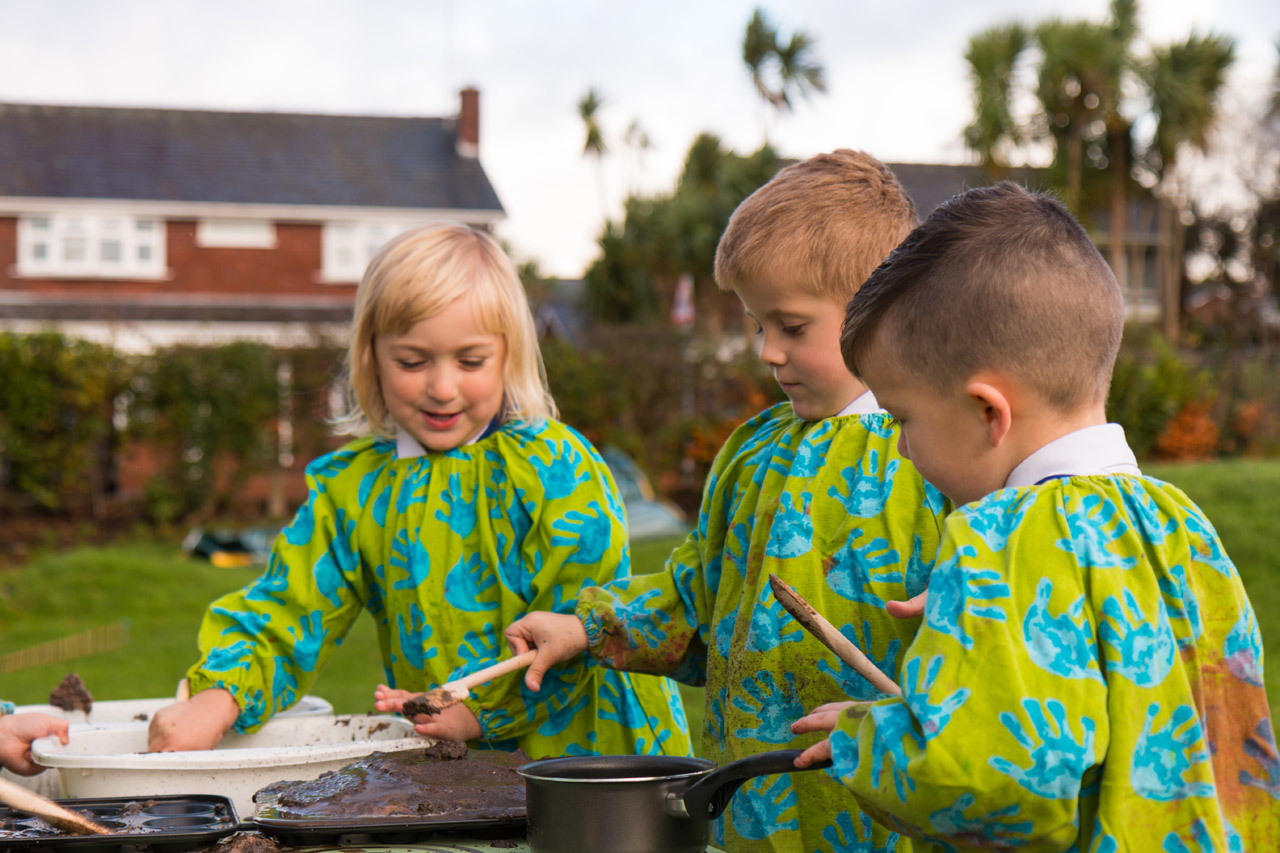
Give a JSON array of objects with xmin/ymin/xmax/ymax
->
[
  {"xmin": 768, "ymin": 574, "xmax": 902, "ymax": 697},
  {"xmin": 0, "ymin": 776, "xmax": 110, "ymax": 835},
  {"xmin": 402, "ymin": 650, "xmax": 539, "ymax": 717}
]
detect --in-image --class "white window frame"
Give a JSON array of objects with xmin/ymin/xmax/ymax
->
[
  {"xmin": 195, "ymin": 218, "xmax": 277, "ymax": 249},
  {"xmin": 16, "ymin": 213, "xmax": 166, "ymax": 279},
  {"xmin": 321, "ymin": 220, "xmax": 424, "ymax": 283}
]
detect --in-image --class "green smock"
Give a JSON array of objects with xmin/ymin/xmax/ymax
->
[
  {"xmin": 187, "ymin": 418, "xmax": 692, "ymax": 760},
  {"xmin": 578, "ymin": 402, "xmax": 950, "ymax": 852},
  {"xmin": 828, "ymin": 475, "xmax": 1280, "ymax": 851}
]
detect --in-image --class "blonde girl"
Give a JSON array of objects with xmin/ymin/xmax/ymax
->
[{"xmin": 150, "ymin": 224, "xmax": 691, "ymax": 759}]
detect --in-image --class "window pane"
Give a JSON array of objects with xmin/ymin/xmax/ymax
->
[
  {"xmin": 29, "ymin": 217, "xmax": 50, "ymax": 230},
  {"xmin": 64, "ymin": 237, "xmax": 86, "ymax": 261},
  {"xmin": 101, "ymin": 240, "xmax": 122, "ymax": 262},
  {"xmin": 32, "ymin": 242, "xmax": 47, "ymax": 260},
  {"xmin": 138, "ymin": 245, "xmax": 152, "ymax": 261},
  {"xmin": 136, "ymin": 220, "xmax": 155, "ymax": 232}
]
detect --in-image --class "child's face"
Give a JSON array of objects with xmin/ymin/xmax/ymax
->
[
  {"xmin": 860, "ymin": 343, "xmax": 1006, "ymax": 507},
  {"xmin": 733, "ymin": 277, "xmax": 866, "ymax": 420},
  {"xmin": 373, "ymin": 294, "xmax": 506, "ymax": 452}
]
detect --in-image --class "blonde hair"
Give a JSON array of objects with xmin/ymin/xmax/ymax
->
[
  {"xmin": 334, "ymin": 223, "xmax": 556, "ymax": 438},
  {"xmin": 842, "ymin": 182, "xmax": 1124, "ymax": 410},
  {"xmin": 714, "ymin": 149, "xmax": 918, "ymax": 300}
]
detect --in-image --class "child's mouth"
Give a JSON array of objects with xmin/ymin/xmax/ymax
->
[{"xmin": 423, "ymin": 411, "xmax": 462, "ymax": 429}]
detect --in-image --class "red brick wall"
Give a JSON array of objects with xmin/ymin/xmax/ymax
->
[{"xmin": 0, "ymin": 217, "xmax": 357, "ymax": 301}]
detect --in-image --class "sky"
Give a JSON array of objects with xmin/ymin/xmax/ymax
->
[{"xmin": 0, "ymin": 0, "xmax": 1277, "ymax": 278}]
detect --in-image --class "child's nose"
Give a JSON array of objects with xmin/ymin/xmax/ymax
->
[
  {"xmin": 426, "ymin": 369, "xmax": 458, "ymax": 401},
  {"xmin": 758, "ymin": 335, "xmax": 785, "ymax": 367}
]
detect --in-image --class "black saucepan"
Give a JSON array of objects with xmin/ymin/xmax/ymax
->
[{"xmin": 517, "ymin": 749, "xmax": 832, "ymax": 853}]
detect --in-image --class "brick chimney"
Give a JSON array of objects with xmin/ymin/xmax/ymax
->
[{"xmin": 457, "ymin": 87, "xmax": 479, "ymax": 158}]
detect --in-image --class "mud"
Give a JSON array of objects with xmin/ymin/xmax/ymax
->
[{"xmin": 48, "ymin": 673, "xmax": 93, "ymax": 713}]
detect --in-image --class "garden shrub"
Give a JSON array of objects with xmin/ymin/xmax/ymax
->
[
  {"xmin": 0, "ymin": 333, "xmax": 123, "ymax": 512},
  {"xmin": 1107, "ymin": 329, "xmax": 1212, "ymax": 458}
]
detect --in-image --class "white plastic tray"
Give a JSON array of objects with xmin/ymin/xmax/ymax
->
[
  {"xmin": 32, "ymin": 713, "xmax": 427, "ymax": 820},
  {"xmin": 13, "ymin": 694, "xmax": 333, "ymax": 727}
]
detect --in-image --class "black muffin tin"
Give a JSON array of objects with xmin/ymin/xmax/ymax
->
[{"xmin": 0, "ymin": 795, "xmax": 238, "ymax": 851}]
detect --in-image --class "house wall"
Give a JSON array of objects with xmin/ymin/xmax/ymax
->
[{"xmin": 0, "ymin": 217, "xmax": 357, "ymax": 300}]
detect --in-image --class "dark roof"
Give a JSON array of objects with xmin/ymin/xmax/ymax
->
[
  {"xmin": 0, "ymin": 103, "xmax": 503, "ymax": 213},
  {"xmin": 888, "ymin": 162, "xmax": 1053, "ymax": 218}
]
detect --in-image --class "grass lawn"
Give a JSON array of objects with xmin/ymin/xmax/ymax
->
[{"xmin": 1, "ymin": 458, "xmax": 1277, "ymax": 744}]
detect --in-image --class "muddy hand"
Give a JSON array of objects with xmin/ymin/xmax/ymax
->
[{"xmin": 504, "ymin": 612, "xmax": 588, "ymax": 692}]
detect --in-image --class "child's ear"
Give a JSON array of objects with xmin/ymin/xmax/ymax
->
[{"xmin": 964, "ymin": 379, "xmax": 1013, "ymax": 447}]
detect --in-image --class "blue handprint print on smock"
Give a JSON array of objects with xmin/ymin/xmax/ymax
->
[
  {"xmin": 900, "ymin": 655, "xmax": 970, "ymax": 740},
  {"xmin": 963, "ymin": 488, "xmax": 1035, "ymax": 551},
  {"xmin": 614, "ymin": 587, "xmax": 672, "ymax": 647},
  {"xmin": 1240, "ymin": 719, "xmax": 1280, "ymax": 798},
  {"xmin": 1162, "ymin": 817, "xmax": 1245, "ymax": 853},
  {"xmin": 550, "ymin": 500, "xmax": 612, "ymax": 565},
  {"xmin": 309, "ymin": 448, "xmax": 358, "ymax": 493},
  {"xmin": 312, "ymin": 508, "xmax": 358, "ymax": 608},
  {"xmin": 730, "ymin": 774, "xmax": 800, "ymax": 839},
  {"xmin": 825, "ymin": 527, "xmax": 902, "ymax": 608},
  {"xmin": 1183, "ymin": 509, "xmax": 1236, "ymax": 577},
  {"xmin": 246, "ymin": 552, "xmax": 289, "ymax": 606},
  {"xmin": 450, "ymin": 622, "xmax": 502, "ymax": 680},
  {"xmin": 818, "ymin": 621, "xmax": 900, "ymax": 699},
  {"xmin": 828, "ymin": 449, "xmax": 900, "ymax": 518},
  {"xmin": 989, "ymin": 698, "xmax": 1096, "ymax": 799},
  {"xmin": 435, "ymin": 473, "xmax": 478, "ymax": 538},
  {"xmin": 764, "ymin": 491, "xmax": 813, "ymax": 558},
  {"xmin": 1223, "ymin": 607, "xmax": 1264, "ymax": 687},
  {"xmin": 394, "ymin": 459, "xmax": 433, "ymax": 512},
  {"xmin": 287, "ymin": 610, "xmax": 329, "ymax": 672},
  {"xmin": 213, "ymin": 606, "xmax": 271, "ymax": 638},
  {"xmin": 1023, "ymin": 578, "xmax": 1103, "ymax": 681},
  {"xmin": 531, "ymin": 439, "xmax": 589, "ymax": 499},
  {"xmin": 1158, "ymin": 562, "xmax": 1202, "ymax": 649},
  {"xmin": 821, "ymin": 810, "xmax": 901, "ymax": 853},
  {"xmin": 357, "ymin": 466, "xmax": 391, "ymax": 528},
  {"xmin": 388, "ymin": 527, "xmax": 431, "ymax": 590},
  {"xmin": 1131, "ymin": 702, "xmax": 1214, "ymax": 801},
  {"xmin": 1055, "ymin": 493, "xmax": 1138, "ymax": 569},
  {"xmin": 271, "ymin": 655, "xmax": 298, "ymax": 709},
  {"xmin": 396, "ymin": 602, "xmax": 436, "ymax": 669},
  {"xmin": 791, "ymin": 421, "xmax": 833, "ymax": 478},
  {"xmin": 926, "ymin": 794, "xmax": 1033, "ymax": 847},
  {"xmin": 205, "ymin": 640, "xmax": 255, "ymax": 673},
  {"xmin": 745, "ymin": 585, "xmax": 804, "ymax": 652},
  {"xmin": 867, "ymin": 701, "xmax": 925, "ymax": 802},
  {"xmin": 444, "ymin": 553, "xmax": 499, "ymax": 612},
  {"xmin": 1119, "ymin": 478, "xmax": 1180, "ymax": 544},
  {"xmin": 746, "ymin": 434, "xmax": 795, "ymax": 487},
  {"xmin": 1099, "ymin": 588, "xmax": 1176, "ymax": 687},
  {"xmin": 732, "ymin": 670, "xmax": 805, "ymax": 744},
  {"xmin": 924, "ymin": 545, "xmax": 1010, "ymax": 649}
]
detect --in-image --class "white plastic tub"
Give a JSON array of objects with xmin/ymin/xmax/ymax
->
[
  {"xmin": 31, "ymin": 714, "xmax": 427, "ymax": 821},
  {"xmin": 13, "ymin": 694, "xmax": 333, "ymax": 727}
]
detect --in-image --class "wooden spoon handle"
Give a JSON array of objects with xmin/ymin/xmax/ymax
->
[
  {"xmin": 768, "ymin": 574, "xmax": 902, "ymax": 697},
  {"xmin": 450, "ymin": 650, "xmax": 539, "ymax": 692},
  {"xmin": 0, "ymin": 776, "xmax": 109, "ymax": 835}
]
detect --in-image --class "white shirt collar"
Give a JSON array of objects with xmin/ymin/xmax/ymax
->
[
  {"xmin": 1005, "ymin": 423, "xmax": 1141, "ymax": 488},
  {"xmin": 837, "ymin": 389, "xmax": 882, "ymax": 417},
  {"xmin": 394, "ymin": 424, "xmax": 491, "ymax": 460}
]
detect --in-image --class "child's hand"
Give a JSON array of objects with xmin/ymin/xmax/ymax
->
[
  {"xmin": 372, "ymin": 684, "xmax": 416, "ymax": 715},
  {"xmin": 147, "ymin": 689, "xmax": 240, "ymax": 753},
  {"xmin": 402, "ymin": 702, "xmax": 482, "ymax": 742},
  {"xmin": 0, "ymin": 712, "xmax": 69, "ymax": 775},
  {"xmin": 790, "ymin": 701, "xmax": 857, "ymax": 736},
  {"xmin": 504, "ymin": 612, "xmax": 588, "ymax": 692},
  {"xmin": 794, "ymin": 737, "xmax": 833, "ymax": 769},
  {"xmin": 887, "ymin": 590, "xmax": 927, "ymax": 619}
]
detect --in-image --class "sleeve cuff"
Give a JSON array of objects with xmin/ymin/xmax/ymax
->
[{"xmin": 0, "ymin": 700, "xmax": 14, "ymax": 716}]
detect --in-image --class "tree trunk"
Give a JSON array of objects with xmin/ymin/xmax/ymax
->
[{"xmin": 1108, "ymin": 128, "xmax": 1128, "ymax": 299}]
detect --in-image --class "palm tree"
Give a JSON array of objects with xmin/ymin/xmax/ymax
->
[
  {"xmin": 963, "ymin": 23, "xmax": 1029, "ymax": 173},
  {"xmin": 578, "ymin": 87, "xmax": 609, "ymax": 217},
  {"xmin": 740, "ymin": 7, "xmax": 826, "ymax": 142}
]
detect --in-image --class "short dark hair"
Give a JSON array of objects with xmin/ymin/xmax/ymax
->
[{"xmin": 841, "ymin": 181, "xmax": 1124, "ymax": 410}]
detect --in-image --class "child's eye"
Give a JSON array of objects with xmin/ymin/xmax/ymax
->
[
  {"xmin": 460, "ymin": 358, "xmax": 487, "ymax": 370},
  {"xmin": 396, "ymin": 359, "xmax": 425, "ymax": 370},
  {"xmin": 782, "ymin": 324, "xmax": 805, "ymax": 337}
]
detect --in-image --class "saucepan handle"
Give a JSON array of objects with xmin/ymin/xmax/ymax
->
[{"xmin": 668, "ymin": 749, "xmax": 833, "ymax": 821}]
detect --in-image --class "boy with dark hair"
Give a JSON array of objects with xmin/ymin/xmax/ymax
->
[
  {"xmin": 794, "ymin": 182, "xmax": 1279, "ymax": 850},
  {"xmin": 509, "ymin": 150, "xmax": 950, "ymax": 852}
]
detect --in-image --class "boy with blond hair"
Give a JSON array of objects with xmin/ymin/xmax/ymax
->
[
  {"xmin": 508, "ymin": 150, "xmax": 949, "ymax": 852},
  {"xmin": 794, "ymin": 182, "xmax": 1279, "ymax": 850}
]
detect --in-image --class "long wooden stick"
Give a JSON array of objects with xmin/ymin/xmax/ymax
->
[
  {"xmin": 403, "ymin": 650, "xmax": 538, "ymax": 716},
  {"xmin": 0, "ymin": 776, "xmax": 109, "ymax": 835},
  {"xmin": 768, "ymin": 574, "xmax": 902, "ymax": 697}
]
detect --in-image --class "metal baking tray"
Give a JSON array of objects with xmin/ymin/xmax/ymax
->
[
  {"xmin": 0, "ymin": 794, "xmax": 239, "ymax": 850},
  {"xmin": 250, "ymin": 813, "xmax": 525, "ymax": 846}
]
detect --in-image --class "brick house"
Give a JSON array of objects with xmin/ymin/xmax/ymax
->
[{"xmin": 0, "ymin": 89, "xmax": 502, "ymax": 351}]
